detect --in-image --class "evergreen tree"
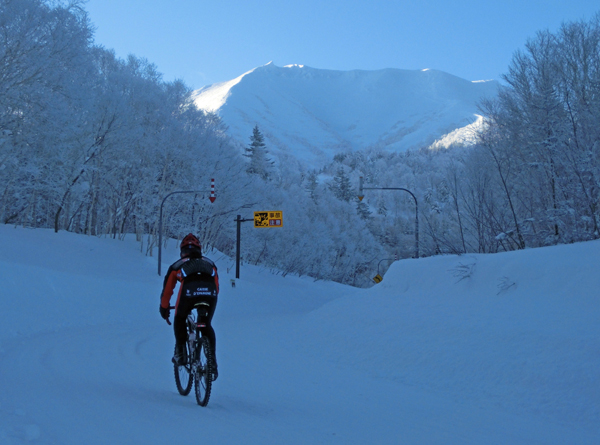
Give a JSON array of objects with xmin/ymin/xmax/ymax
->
[
  {"xmin": 356, "ymin": 200, "xmax": 372, "ymax": 220},
  {"xmin": 305, "ymin": 170, "xmax": 319, "ymax": 201},
  {"xmin": 376, "ymin": 197, "xmax": 388, "ymax": 216},
  {"xmin": 245, "ymin": 125, "xmax": 272, "ymax": 180},
  {"xmin": 330, "ymin": 166, "xmax": 353, "ymax": 202}
]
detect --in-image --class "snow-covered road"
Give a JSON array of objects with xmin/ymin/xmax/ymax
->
[{"xmin": 1, "ymin": 226, "xmax": 598, "ymax": 443}]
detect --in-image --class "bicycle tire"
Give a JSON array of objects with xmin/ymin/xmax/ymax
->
[
  {"xmin": 174, "ymin": 341, "xmax": 193, "ymax": 396},
  {"xmin": 194, "ymin": 336, "xmax": 212, "ymax": 406}
]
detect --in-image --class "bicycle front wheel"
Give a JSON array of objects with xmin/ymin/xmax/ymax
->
[
  {"xmin": 174, "ymin": 342, "xmax": 193, "ymax": 396},
  {"xmin": 194, "ymin": 336, "xmax": 212, "ymax": 406}
]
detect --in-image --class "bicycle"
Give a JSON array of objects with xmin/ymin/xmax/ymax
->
[{"xmin": 167, "ymin": 303, "xmax": 215, "ymax": 406}]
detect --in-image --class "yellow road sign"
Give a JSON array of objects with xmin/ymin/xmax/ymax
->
[
  {"xmin": 373, "ymin": 274, "xmax": 383, "ymax": 283},
  {"xmin": 254, "ymin": 211, "xmax": 283, "ymax": 228}
]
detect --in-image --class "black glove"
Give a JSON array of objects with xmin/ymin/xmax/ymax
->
[{"xmin": 159, "ymin": 305, "xmax": 170, "ymax": 320}]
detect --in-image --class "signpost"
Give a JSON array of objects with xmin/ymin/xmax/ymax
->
[
  {"xmin": 234, "ymin": 210, "xmax": 284, "ymax": 279},
  {"xmin": 234, "ymin": 215, "xmax": 253, "ymax": 279}
]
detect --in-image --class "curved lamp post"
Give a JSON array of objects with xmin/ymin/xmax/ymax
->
[
  {"xmin": 358, "ymin": 176, "xmax": 419, "ymax": 259},
  {"xmin": 157, "ymin": 179, "xmax": 216, "ymax": 275},
  {"xmin": 377, "ymin": 258, "xmax": 396, "ymax": 275}
]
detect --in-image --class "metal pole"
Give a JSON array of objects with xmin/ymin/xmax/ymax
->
[
  {"xmin": 158, "ymin": 202, "xmax": 164, "ymax": 275},
  {"xmin": 359, "ymin": 179, "xmax": 419, "ymax": 259},
  {"xmin": 379, "ymin": 187, "xmax": 418, "ymax": 259},
  {"xmin": 377, "ymin": 258, "xmax": 396, "ymax": 275},
  {"xmin": 415, "ymin": 201, "xmax": 419, "ymax": 259},
  {"xmin": 236, "ymin": 215, "xmax": 241, "ymax": 279},
  {"xmin": 157, "ymin": 188, "xmax": 214, "ymax": 276},
  {"xmin": 233, "ymin": 214, "xmax": 253, "ymax": 279}
]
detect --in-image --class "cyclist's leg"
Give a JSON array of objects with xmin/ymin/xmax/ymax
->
[
  {"xmin": 199, "ymin": 295, "xmax": 218, "ymax": 377},
  {"xmin": 202, "ymin": 325, "xmax": 216, "ymax": 357},
  {"xmin": 173, "ymin": 298, "xmax": 192, "ymax": 364}
]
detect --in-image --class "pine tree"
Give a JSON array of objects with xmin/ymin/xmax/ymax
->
[
  {"xmin": 305, "ymin": 170, "xmax": 319, "ymax": 201},
  {"xmin": 245, "ymin": 125, "xmax": 272, "ymax": 180},
  {"xmin": 356, "ymin": 200, "xmax": 372, "ymax": 220},
  {"xmin": 330, "ymin": 166, "xmax": 353, "ymax": 202},
  {"xmin": 376, "ymin": 197, "xmax": 388, "ymax": 216}
]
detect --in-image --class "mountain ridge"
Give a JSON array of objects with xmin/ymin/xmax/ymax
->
[{"xmin": 191, "ymin": 63, "xmax": 499, "ymax": 167}]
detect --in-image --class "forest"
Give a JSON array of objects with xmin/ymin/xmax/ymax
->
[{"xmin": 1, "ymin": 0, "xmax": 599, "ymax": 287}]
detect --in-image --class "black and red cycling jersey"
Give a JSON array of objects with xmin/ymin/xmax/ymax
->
[{"xmin": 160, "ymin": 256, "xmax": 219, "ymax": 313}]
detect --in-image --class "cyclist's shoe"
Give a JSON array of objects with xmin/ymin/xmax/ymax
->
[
  {"xmin": 210, "ymin": 360, "xmax": 218, "ymax": 381},
  {"xmin": 171, "ymin": 344, "xmax": 187, "ymax": 366}
]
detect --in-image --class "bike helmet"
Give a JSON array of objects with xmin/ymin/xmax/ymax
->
[{"xmin": 180, "ymin": 233, "xmax": 202, "ymax": 258}]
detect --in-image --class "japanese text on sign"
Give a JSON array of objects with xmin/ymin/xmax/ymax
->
[{"xmin": 254, "ymin": 211, "xmax": 283, "ymax": 228}]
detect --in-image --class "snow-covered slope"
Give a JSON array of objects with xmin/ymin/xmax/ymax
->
[
  {"xmin": 1, "ymin": 225, "xmax": 599, "ymax": 443},
  {"xmin": 192, "ymin": 63, "xmax": 499, "ymax": 167}
]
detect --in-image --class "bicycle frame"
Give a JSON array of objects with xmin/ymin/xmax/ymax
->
[
  {"xmin": 185, "ymin": 302, "xmax": 211, "ymax": 371},
  {"xmin": 169, "ymin": 302, "xmax": 214, "ymax": 406},
  {"xmin": 168, "ymin": 303, "xmax": 211, "ymax": 363}
]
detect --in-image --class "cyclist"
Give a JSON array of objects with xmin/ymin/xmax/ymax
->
[{"xmin": 160, "ymin": 233, "xmax": 219, "ymax": 380}]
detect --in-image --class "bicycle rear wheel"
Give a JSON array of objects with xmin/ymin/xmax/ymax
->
[
  {"xmin": 174, "ymin": 342, "xmax": 193, "ymax": 396},
  {"xmin": 194, "ymin": 336, "xmax": 212, "ymax": 406}
]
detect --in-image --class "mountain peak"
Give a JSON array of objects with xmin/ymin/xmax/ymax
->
[{"xmin": 192, "ymin": 64, "xmax": 499, "ymax": 167}]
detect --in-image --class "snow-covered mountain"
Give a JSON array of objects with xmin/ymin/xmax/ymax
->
[{"xmin": 191, "ymin": 62, "xmax": 499, "ymax": 167}]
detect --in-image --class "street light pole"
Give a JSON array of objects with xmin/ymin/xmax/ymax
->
[
  {"xmin": 157, "ymin": 180, "xmax": 216, "ymax": 276},
  {"xmin": 377, "ymin": 258, "xmax": 396, "ymax": 276},
  {"xmin": 358, "ymin": 176, "xmax": 419, "ymax": 259}
]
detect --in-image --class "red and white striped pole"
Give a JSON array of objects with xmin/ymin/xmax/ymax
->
[{"xmin": 209, "ymin": 178, "xmax": 216, "ymax": 203}]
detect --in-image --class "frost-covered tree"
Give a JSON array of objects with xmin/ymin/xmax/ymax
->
[
  {"xmin": 330, "ymin": 166, "xmax": 353, "ymax": 202},
  {"xmin": 0, "ymin": 0, "xmax": 253, "ymax": 245},
  {"xmin": 477, "ymin": 13, "xmax": 600, "ymax": 246},
  {"xmin": 8, "ymin": 1, "xmax": 600, "ymax": 289},
  {"xmin": 304, "ymin": 170, "xmax": 319, "ymax": 202},
  {"xmin": 0, "ymin": 0, "xmax": 94, "ymax": 228},
  {"xmin": 245, "ymin": 125, "xmax": 272, "ymax": 180}
]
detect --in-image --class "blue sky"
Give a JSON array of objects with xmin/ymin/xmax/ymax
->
[{"xmin": 85, "ymin": 0, "xmax": 599, "ymax": 89}]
